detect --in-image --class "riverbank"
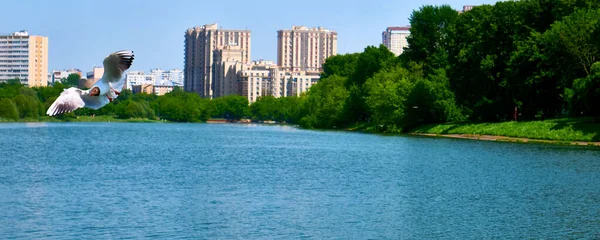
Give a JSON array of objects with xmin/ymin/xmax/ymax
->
[
  {"xmin": 0, "ymin": 116, "xmax": 164, "ymax": 123},
  {"xmin": 0, "ymin": 116, "xmax": 282, "ymax": 125},
  {"xmin": 408, "ymin": 117, "xmax": 600, "ymax": 146}
]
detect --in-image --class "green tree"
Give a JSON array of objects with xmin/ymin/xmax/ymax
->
[
  {"xmin": 364, "ymin": 68, "xmax": 415, "ymax": 132},
  {"xmin": 300, "ymin": 75, "xmax": 349, "ymax": 128},
  {"xmin": 321, "ymin": 53, "xmax": 360, "ymax": 78},
  {"xmin": 12, "ymin": 95, "xmax": 40, "ymax": 119},
  {"xmin": 0, "ymin": 98, "xmax": 19, "ymax": 120},
  {"xmin": 401, "ymin": 5, "xmax": 458, "ymax": 75},
  {"xmin": 61, "ymin": 73, "xmax": 81, "ymax": 87},
  {"xmin": 251, "ymin": 95, "xmax": 280, "ymax": 121}
]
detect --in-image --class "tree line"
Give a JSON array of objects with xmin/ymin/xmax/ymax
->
[
  {"xmin": 2, "ymin": 0, "xmax": 599, "ymax": 132},
  {"xmin": 0, "ymin": 78, "xmax": 305, "ymax": 123},
  {"xmin": 299, "ymin": 0, "xmax": 600, "ymax": 132}
]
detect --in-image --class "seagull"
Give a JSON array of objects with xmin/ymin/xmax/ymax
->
[{"xmin": 46, "ymin": 50, "xmax": 134, "ymax": 116}]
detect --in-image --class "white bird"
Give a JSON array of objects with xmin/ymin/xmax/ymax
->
[{"xmin": 46, "ymin": 50, "xmax": 134, "ymax": 116}]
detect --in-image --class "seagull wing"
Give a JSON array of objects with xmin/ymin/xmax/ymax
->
[
  {"xmin": 46, "ymin": 87, "xmax": 112, "ymax": 116},
  {"xmin": 46, "ymin": 87, "xmax": 86, "ymax": 116},
  {"xmin": 100, "ymin": 50, "xmax": 134, "ymax": 84}
]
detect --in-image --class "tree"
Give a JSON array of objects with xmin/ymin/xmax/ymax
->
[
  {"xmin": 401, "ymin": 5, "xmax": 458, "ymax": 75},
  {"xmin": 250, "ymin": 96, "xmax": 279, "ymax": 121},
  {"xmin": 544, "ymin": 8, "xmax": 600, "ymax": 75},
  {"xmin": 300, "ymin": 75, "xmax": 350, "ymax": 128},
  {"xmin": 12, "ymin": 95, "xmax": 40, "ymax": 119},
  {"xmin": 0, "ymin": 98, "xmax": 19, "ymax": 120},
  {"xmin": 364, "ymin": 68, "xmax": 415, "ymax": 132},
  {"xmin": 345, "ymin": 45, "xmax": 398, "ymax": 123},
  {"xmin": 61, "ymin": 73, "xmax": 81, "ymax": 87},
  {"xmin": 321, "ymin": 53, "xmax": 360, "ymax": 78}
]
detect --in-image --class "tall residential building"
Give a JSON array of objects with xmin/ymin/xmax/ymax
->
[
  {"xmin": 0, "ymin": 30, "xmax": 48, "ymax": 86},
  {"xmin": 184, "ymin": 23, "xmax": 251, "ymax": 98},
  {"xmin": 213, "ymin": 45, "xmax": 244, "ymax": 98},
  {"xmin": 276, "ymin": 26, "xmax": 337, "ymax": 72},
  {"xmin": 382, "ymin": 26, "xmax": 410, "ymax": 56}
]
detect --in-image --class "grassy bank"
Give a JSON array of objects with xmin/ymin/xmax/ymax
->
[
  {"xmin": 409, "ymin": 118, "xmax": 600, "ymax": 142},
  {"xmin": 0, "ymin": 116, "xmax": 165, "ymax": 123}
]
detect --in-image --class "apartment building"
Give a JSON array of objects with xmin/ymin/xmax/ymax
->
[
  {"xmin": 51, "ymin": 68, "xmax": 82, "ymax": 84},
  {"xmin": 0, "ymin": 30, "xmax": 48, "ymax": 86},
  {"xmin": 150, "ymin": 68, "xmax": 183, "ymax": 85},
  {"xmin": 276, "ymin": 26, "xmax": 337, "ymax": 72},
  {"xmin": 184, "ymin": 23, "xmax": 251, "ymax": 98},
  {"xmin": 213, "ymin": 45, "xmax": 245, "ymax": 98},
  {"xmin": 382, "ymin": 26, "xmax": 410, "ymax": 56},
  {"xmin": 125, "ymin": 70, "xmax": 155, "ymax": 90}
]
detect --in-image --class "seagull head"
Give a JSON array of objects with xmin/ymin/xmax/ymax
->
[{"xmin": 89, "ymin": 87, "xmax": 100, "ymax": 96}]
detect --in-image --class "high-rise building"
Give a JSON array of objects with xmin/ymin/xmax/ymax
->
[
  {"xmin": 0, "ymin": 30, "xmax": 48, "ymax": 86},
  {"xmin": 276, "ymin": 26, "xmax": 337, "ymax": 72},
  {"xmin": 213, "ymin": 45, "xmax": 245, "ymax": 98},
  {"xmin": 184, "ymin": 23, "xmax": 251, "ymax": 98},
  {"xmin": 382, "ymin": 26, "xmax": 410, "ymax": 56}
]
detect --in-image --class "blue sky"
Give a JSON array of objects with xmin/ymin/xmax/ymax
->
[{"xmin": 1, "ymin": 0, "xmax": 500, "ymax": 73}]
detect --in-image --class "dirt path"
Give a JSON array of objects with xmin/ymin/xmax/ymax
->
[{"xmin": 410, "ymin": 133, "xmax": 600, "ymax": 147}]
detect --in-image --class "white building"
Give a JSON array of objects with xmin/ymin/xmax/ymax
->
[
  {"xmin": 51, "ymin": 68, "xmax": 82, "ymax": 84},
  {"xmin": 382, "ymin": 26, "xmax": 410, "ymax": 56},
  {"xmin": 125, "ymin": 70, "xmax": 155, "ymax": 90},
  {"xmin": 168, "ymin": 69, "xmax": 183, "ymax": 85},
  {"xmin": 150, "ymin": 68, "xmax": 183, "ymax": 86},
  {"xmin": 236, "ymin": 60, "xmax": 320, "ymax": 103}
]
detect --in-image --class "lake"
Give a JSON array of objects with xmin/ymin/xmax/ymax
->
[{"xmin": 1, "ymin": 122, "xmax": 599, "ymax": 239}]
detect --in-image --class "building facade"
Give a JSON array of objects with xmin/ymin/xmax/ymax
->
[
  {"xmin": 458, "ymin": 5, "xmax": 476, "ymax": 13},
  {"xmin": 382, "ymin": 26, "xmax": 410, "ymax": 56},
  {"xmin": 125, "ymin": 70, "xmax": 155, "ymax": 90},
  {"xmin": 0, "ymin": 30, "xmax": 48, "ymax": 86},
  {"xmin": 286, "ymin": 71, "xmax": 320, "ymax": 97},
  {"xmin": 52, "ymin": 68, "xmax": 82, "ymax": 84},
  {"xmin": 235, "ymin": 60, "xmax": 320, "ymax": 103},
  {"xmin": 213, "ymin": 45, "xmax": 245, "ymax": 98},
  {"xmin": 237, "ymin": 60, "xmax": 283, "ymax": 103},
  {"xmin": 150, "ymin": 68, "xmax": 183, "ymax": 86},
  {"xmin": 184, "ymin": 23, "xmax": 251, "ymax": 98},
  {"xmin": 276, "ymin": 26, "xmax": 337, "ymax": 72}
]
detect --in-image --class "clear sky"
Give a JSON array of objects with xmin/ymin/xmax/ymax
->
[{"xmin": 1, "ymin": 0, "xmax": 500, "ymax": 73}]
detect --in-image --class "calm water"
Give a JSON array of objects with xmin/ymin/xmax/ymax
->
[{"xmin": 0, "ymin": 122, "xmax": 599, "ymax": 239}]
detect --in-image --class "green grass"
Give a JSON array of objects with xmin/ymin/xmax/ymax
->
[{"xmin": 410, "ymin": 118, "xmax": 600, "ymax": 142}]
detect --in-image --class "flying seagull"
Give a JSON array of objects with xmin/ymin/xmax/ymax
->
[{"xmin": 46, "ymin": 50, "xmax": 134, "ymax": 116}]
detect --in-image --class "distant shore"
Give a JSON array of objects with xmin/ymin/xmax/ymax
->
[
  {"xmin": 0, "ymin": 116, "xmax": 291, "ymax": 125},
  {"xmin": 3, "ymin": 116, "xmax": 599, "ymax": 147}
]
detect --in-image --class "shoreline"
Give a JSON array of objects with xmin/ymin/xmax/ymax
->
[
  {"xmin": 4, "ymin": 118, "xmax": 599, "ymax": 147},
  {"xmin": 410, "ymin": 133, "xmax": 600, "ymax": 147}
]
